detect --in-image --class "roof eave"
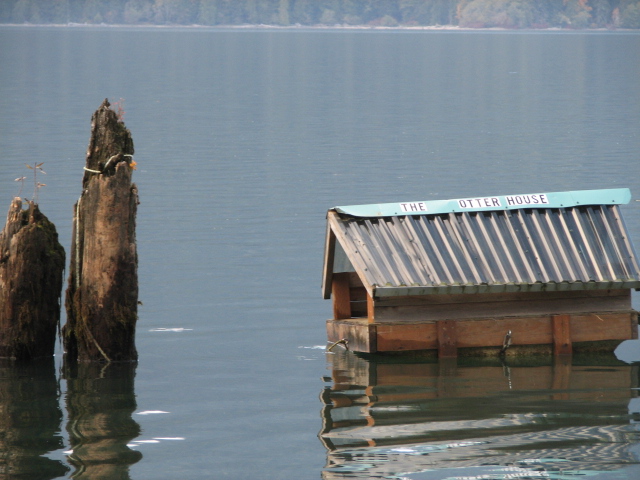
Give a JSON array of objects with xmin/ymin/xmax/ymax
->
[{"xmin": 372, "ymin": 281, "xmax": 640, "ymax": 298}]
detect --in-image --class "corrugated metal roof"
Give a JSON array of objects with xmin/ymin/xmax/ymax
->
[{"xmin": 326, "ymin": 202, "xmax": 640, "ymax": 297}]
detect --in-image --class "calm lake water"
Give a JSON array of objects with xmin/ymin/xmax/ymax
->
[{"xmin": 1, "ymin": 26, "xmax": 640, "ymax": 479}]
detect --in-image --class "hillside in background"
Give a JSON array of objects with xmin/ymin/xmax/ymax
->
[{"xmin": 2, "ymin": 0, "xmax": 640, "ymax": 28}]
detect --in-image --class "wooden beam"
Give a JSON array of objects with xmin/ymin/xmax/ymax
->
[
  {"xmin": 437, "ymin": 320, "xmax": 458, "ymax": 358},
  {"xmin": 376, "ymin": 323, "xmax": 437, "ymax": 352},
  {"xmin": 321, "ymin": 223, "xmax": 336, "ymax": 300},
  {"xmin": 552, "ymin": 314, "xmax": 572, "ymax": 355},
  {"xmin": 367, "ymin": 292, "xmax": 375, "ymax": 323},
  {"xmin": 373, "ymin": 312, "xmax": 635, "ymax": 352},
  {"xmin": 332, "ymin": 273, "xmax": 352, "ymax": 320}
]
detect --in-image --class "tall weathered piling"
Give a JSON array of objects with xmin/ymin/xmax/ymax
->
[
  {"xmin": 64, "ymin": 99, "xmax": 139, "ymax": 363},
  {"xmin": 0, "ymin": 199, "xmax": 65, "ymax": 359}
]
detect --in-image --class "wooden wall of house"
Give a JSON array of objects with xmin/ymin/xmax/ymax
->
[
  {"xmin": 327, "ymin": 311, "xmax": 638, "ymax": 354},
  {"xmin": 373, "ymin": 289, "xmax": 633, "ymax": 323},
  {"xmin": 330, "ymin": 271, "xmax": 633, "ymax": 323}
]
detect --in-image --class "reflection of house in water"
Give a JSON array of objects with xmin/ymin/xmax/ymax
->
[
  {"xmin": 319, "ymin": 352, "xmax": 640, "ymax": 479},
  {"xmin": 64, "ymin": 362, "xmax": 142, "ymax": 479}
]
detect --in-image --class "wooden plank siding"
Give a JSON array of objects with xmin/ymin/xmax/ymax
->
[
  {"xmin": 372, "ymin": 289, "xmax": 632, "ymax": 323},
  {"xmin": 552, "ymin": 314, "xmax": 573, "ymax": 355},
  {"xmin": 327, "ymin": 311, "xmax": 638, "ymax": 354},
  {"xmin": 437, "ymin": 319, "xmax": 457, "ymax": 357},
  {"xmin": 326, "ymin": 317, "xmax": 376, "ymax": 353}
]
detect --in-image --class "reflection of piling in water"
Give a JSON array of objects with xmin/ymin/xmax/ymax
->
[
  {"xmin": 320, "ymin": 352, "xmax": 640, "ymax": 478},
  {"xmin": 0, "ymin": 358, "xmax": 69, "ymax": 479},
  {"xmin": 64, "ymin": 99, "xmax": 139, "ymax": 363},
  {"xmin": 0, "ymin": 198, "xmax": 65, "ymax": 360},
  {"xmin": 64, "ymin": 362, "xmax": 142, "ymax": 479}
]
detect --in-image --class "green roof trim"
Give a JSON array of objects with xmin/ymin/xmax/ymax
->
[{"xmin": 334, "ymin": 188, "xmax": 632, "ymax": 218}]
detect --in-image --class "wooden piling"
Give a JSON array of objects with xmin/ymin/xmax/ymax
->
[
  {"xmin": 0, "ymin": 198, "xmax": 65, "ymax": 360},
  {"xmin": 64, "ymin": 99, "xmax": 139, "ymax": 363}
]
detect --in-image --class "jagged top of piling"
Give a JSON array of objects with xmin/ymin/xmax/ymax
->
[{"xmin": 82, "ymin": 99, "xmax": 135, "ymax": 188}]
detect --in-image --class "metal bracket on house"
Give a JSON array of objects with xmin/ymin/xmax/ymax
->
[{"xmin": 322, "ymin": 188, "xmax": 640, "ymax": 357}]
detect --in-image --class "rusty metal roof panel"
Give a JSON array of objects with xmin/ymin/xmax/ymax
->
[{"xmin": 327, "ymin": 201, "xmax": 640, "ymax": 297}]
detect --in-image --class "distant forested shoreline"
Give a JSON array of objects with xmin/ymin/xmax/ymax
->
[{"xmin": 2, "ymin": 0, "xmax": 640, "ymax": 29}]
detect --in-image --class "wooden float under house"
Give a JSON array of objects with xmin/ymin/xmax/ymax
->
[{"xmin": 322, "ymin": 188, "xmax": 640, "ymax": 356}]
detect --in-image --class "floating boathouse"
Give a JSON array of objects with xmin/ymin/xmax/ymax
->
[{"xmin": 322, "ymin": 188, "xmax": 640, "ymax": 356}]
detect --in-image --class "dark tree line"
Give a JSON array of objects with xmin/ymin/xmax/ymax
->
[{"xmin": 1, "ymin": 0, "xmax": 639, "ymax": 28}]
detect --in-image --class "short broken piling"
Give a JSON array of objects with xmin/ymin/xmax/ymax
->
[
  {"xmin": 64, "ymin": 99, "xmax": 139, "ymax": 363},
  {"xmin": 0, "ymin": 198, "xmax": 65, "ymax": 360}
]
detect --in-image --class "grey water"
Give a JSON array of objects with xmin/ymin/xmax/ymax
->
[{"xmin": 0, "ymin": 26, "xmax": 640, "ymax": 479}]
